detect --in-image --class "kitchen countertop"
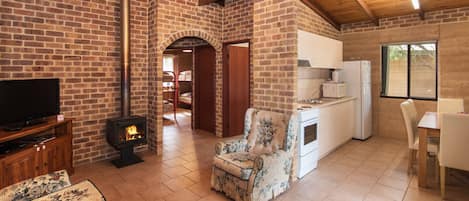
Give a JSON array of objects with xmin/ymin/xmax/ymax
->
[{"xmin": 296, "ymin": 96, "xmax": 356, "ymax": 110}]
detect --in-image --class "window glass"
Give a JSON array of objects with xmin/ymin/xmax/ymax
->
[
  {"xmin": 410, "ymin": 44, "xmax": 437, "ymax": 99},
  {"xmin": 384, "ymin": 45, "xmax": 408, "ymax": 97},
  {"xmin": 163, "ymin": 56, "xmax": 174, "ymax": 72}
]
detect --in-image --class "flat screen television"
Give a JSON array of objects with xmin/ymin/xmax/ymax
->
[{"xmin": 0, "ymin": 79, "xmax": 60, "ymax": 130}]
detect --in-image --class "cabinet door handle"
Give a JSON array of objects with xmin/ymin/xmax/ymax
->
[
  {"xmin": 35, "ymin": 166, "xmax": 39, "ymax": 171},
  {"xmin": 44, "ymin": 162, "xmax": 48, "ymax": 167}
]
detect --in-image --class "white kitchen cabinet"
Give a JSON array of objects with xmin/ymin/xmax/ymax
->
[
  {"xmin": 317, "ymin": 99, "xmax": 355, "ymax": 158},
  {"xmin": 298, "ymin": 29, "xmax": 343, "ymax": 69}
]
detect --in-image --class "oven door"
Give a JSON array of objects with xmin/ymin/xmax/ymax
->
[{"xmin": 299, "ymin": 118, "xmax": 318, "ymax": 156}]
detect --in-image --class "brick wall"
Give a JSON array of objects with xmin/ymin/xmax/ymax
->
[
  {"xmin": 252, "ymin": 0, "xmax": 298, "ymax": 113},
  {"xmin": 147, "ymin": 0, "xmax": 158, "ymax": 151},
  {"xmin": 342, "ymin": 7, "xmax": 469, "ymax": 139},
  {"xmin": 222, "ymin": 0, "xmax": 253, "ymax": 42},
  {"xmin": 0, "ymin": 0, "xmax": 148, "ymax": 166},
  {"xmin": 296, "ymin": 0, "xmax": 340, "ymax": 39}
]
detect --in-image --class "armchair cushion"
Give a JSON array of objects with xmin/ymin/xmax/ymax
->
[
  {"xmin": 247, "ymin": 111, "xmax": 288, "ymax": 155},
  {"xmin": 213, "ymin": 152, "xmax": 257, "ymax": 180}
]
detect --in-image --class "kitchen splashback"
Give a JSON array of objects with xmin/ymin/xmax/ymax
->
[{"xmin": 297, "ymin": 68, "xmax": 330, "ymax": 100}]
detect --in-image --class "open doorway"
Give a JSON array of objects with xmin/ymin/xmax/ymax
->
[
  {"xmin": 162, "ymin": 37, "xmax": 216, "ymax": 134},
  {"xmin": 223, "ymin": 41, "xmax": 251, "ymax": 137}
]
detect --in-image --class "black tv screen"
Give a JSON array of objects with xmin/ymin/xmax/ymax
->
[{"xmin": 0, "ymin": 79, "xmax": 60, "ymax": 125}]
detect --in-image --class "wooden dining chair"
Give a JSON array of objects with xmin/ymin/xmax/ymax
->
[
  {"xmin": 437, "ymin": 98, "xmax": 464, "ymax": 114},
  {"xmin": 400, "ymin": 99, "xmax": 439, "ymax": 174},
  {"xmin": 439, "ymin": 113, "xmax": 469, "ymax": 198}
]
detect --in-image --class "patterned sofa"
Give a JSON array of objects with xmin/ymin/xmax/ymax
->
[
  {"xmin": 0, "ymin": 170, "xmax": 105, "ymax": 201},
  {"xmin": 211, "ymin": 108, "xmax": 298, "ymax": 201}
]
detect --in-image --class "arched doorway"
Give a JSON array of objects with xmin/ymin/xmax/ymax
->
[
  {"xmin": 161, "ymin": 37, "xmax": 216, "ymax": 135},
  {"xmin": 148, "ymin": 30, "xmax": 223, "ymax": 154}
]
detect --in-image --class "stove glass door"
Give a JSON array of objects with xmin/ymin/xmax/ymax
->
[{"xmin": 303, "ymin": 123, "xmax": 317, "ymax": 145}]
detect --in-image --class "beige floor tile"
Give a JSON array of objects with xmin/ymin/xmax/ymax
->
[
  {"xmin": 197, "ymin": 192, "xmax": 230, "ymax": 201},
  {"xmin": 163, "ymin": 166, "xmax": 192, "ymax": 178},
  {"xmin": 164, "ymin": 189, "xmax": 201, "ymax": 201},
  {"xmin": 163, "ymin": 157, "xmax": 189, "ymax": 167},
  {"xmin": 290, "ymin": 177, "xmax": 338, "ymax": 201},
  {"xmin": 377, "ymin": 175, "xmax": 410, "ymax": 191},
  {"xmin": 326, "ymin": 179, "xmax": 374, "ymax": 201},
  {"xmin": 164, "ymin": 176, "xmax": 196, "ymax": 191},
  {"xmin": 364, "ymin": 193, "xmax": 397, "ymax": 201},
  {"xmin": 367, "ymin": 184, "xmax": 406, "ymax": 201},
  {"xmin": 140, "ymin": 184, "xmax": 173, "ymax": 201},
  {"xmin": 188, "ymin": 181, "xmax": 214, "ymax": 197}
]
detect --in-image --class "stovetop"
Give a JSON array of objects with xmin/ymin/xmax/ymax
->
[{"xmin": 298, "ymin": 99, "xmax": 324, "ymax": 104}]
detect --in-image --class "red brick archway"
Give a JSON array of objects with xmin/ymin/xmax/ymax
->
[
  {"xmin": 158, "ymin": 29, "xmax": 222, "ymax": 52},
  {"xmin": 148, "ymin": 29, "xmax": 223, "ymax": 154}
]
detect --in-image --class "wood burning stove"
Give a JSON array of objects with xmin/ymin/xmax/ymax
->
[
  {"xmin": 105, "ymin": 0, "xmax": 147, "ymax": 168},
  {"xmin": 106, "ymin": 116, "xmax": 146, "ymax": 168}
]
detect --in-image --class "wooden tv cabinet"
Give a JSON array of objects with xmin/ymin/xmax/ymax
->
[{"xmin": 0, "ymin": 118, "xmax": 73, "ymax": 189}]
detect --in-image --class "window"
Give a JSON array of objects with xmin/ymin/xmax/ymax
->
[
  {"xmin": 381, "ymin": 42, "xmax": 437, "ymax": 100},
  {"xmin": 163, "ymin": 55, "xmax": 174, "ymax": 72},
  {"xmin": 162, "ymin": 55, "xmax": 174, "ymax": 88}
]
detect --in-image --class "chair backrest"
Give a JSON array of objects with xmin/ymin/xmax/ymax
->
[
  {"xmin": 440, "ymin": 113, "xmax": 469, "ymax": 171},
  {"xmin": 400, "ymin": 99, "xmax": 418, "ymax": 149},
  {"xmin": 243, "ymin": 108, "xmax": 296, "ymax": 154},
  {"xmin": 438, "ymin": 98, "xmax": 464, "ymax": 114}
]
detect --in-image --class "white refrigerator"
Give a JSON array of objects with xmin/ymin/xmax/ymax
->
[{"xmin": 341, "ymin": 61, "xmax": 372, "ymax": 140}]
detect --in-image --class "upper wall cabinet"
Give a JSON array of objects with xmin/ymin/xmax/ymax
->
[{"xmin": 298, "ymin": 30, "xmax": 343, "ymax": 69}]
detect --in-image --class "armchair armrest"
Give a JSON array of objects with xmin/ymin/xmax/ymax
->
[
  {"xmin": 248, "ymin": 151, "xmax": 293, "ymax": 201},
  {"xmin": 215, "ymin": 138, "xmax": 248, "ymax": 155},
  {"xmin": 253, "ymin": 150, "xmax": 291, "ymax": 171}
]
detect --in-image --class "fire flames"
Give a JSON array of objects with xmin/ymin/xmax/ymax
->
[{"xmin": 125, "ymin": 125, "xmax": 142, "ymax": 141}]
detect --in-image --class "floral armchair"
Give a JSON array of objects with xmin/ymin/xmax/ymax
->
[{"xmin": 211, "ymin": 108, "xmax": 298, "ymax": 201}]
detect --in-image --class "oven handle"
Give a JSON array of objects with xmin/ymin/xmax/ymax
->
[{"xmin": 301, "ymin": 118, "xmax": 319, "ymax": 126}]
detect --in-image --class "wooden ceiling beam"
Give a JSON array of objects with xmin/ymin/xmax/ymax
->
[
  {"xmin": 301, "ymin": 0, "xmax": 341, "ymax": 31},
  {"xmin": 354, "ymin": 0, "xmax": 379, "ymax": 26},
  {"xmin": 418, "ymin": 1, "xmax": 425, "ymax": 20},
  {"xmin": 419, "ymin": 9, "xmax": 425, "ymax": 20}
]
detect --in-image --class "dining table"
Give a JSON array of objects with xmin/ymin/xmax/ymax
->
[{"xmin": 417, "ymin": 112, "xmax": 440, "ymax": 187}]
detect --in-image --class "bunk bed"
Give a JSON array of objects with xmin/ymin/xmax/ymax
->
[{"xmin": 163, "ymin": 71, "xmax": 177, "ymax": 121}]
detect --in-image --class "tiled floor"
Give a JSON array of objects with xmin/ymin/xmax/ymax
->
[{"xmin": 71, "ymin": 111, "xmax": 469, "ymax": 201}]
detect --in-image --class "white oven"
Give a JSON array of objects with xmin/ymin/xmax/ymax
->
[{"xmin": 297, "ymin": 108, "xmax": 319, "ymax": 178}]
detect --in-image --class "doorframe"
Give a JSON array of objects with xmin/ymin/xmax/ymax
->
[{"xmin": 222, "ymin": 39, "xmax": 251, "ymax": 137}]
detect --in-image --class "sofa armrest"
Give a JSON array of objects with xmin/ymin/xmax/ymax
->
[{"xmin": 215, "ymin": 138, "xmax": 247, "ymax": 155}]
